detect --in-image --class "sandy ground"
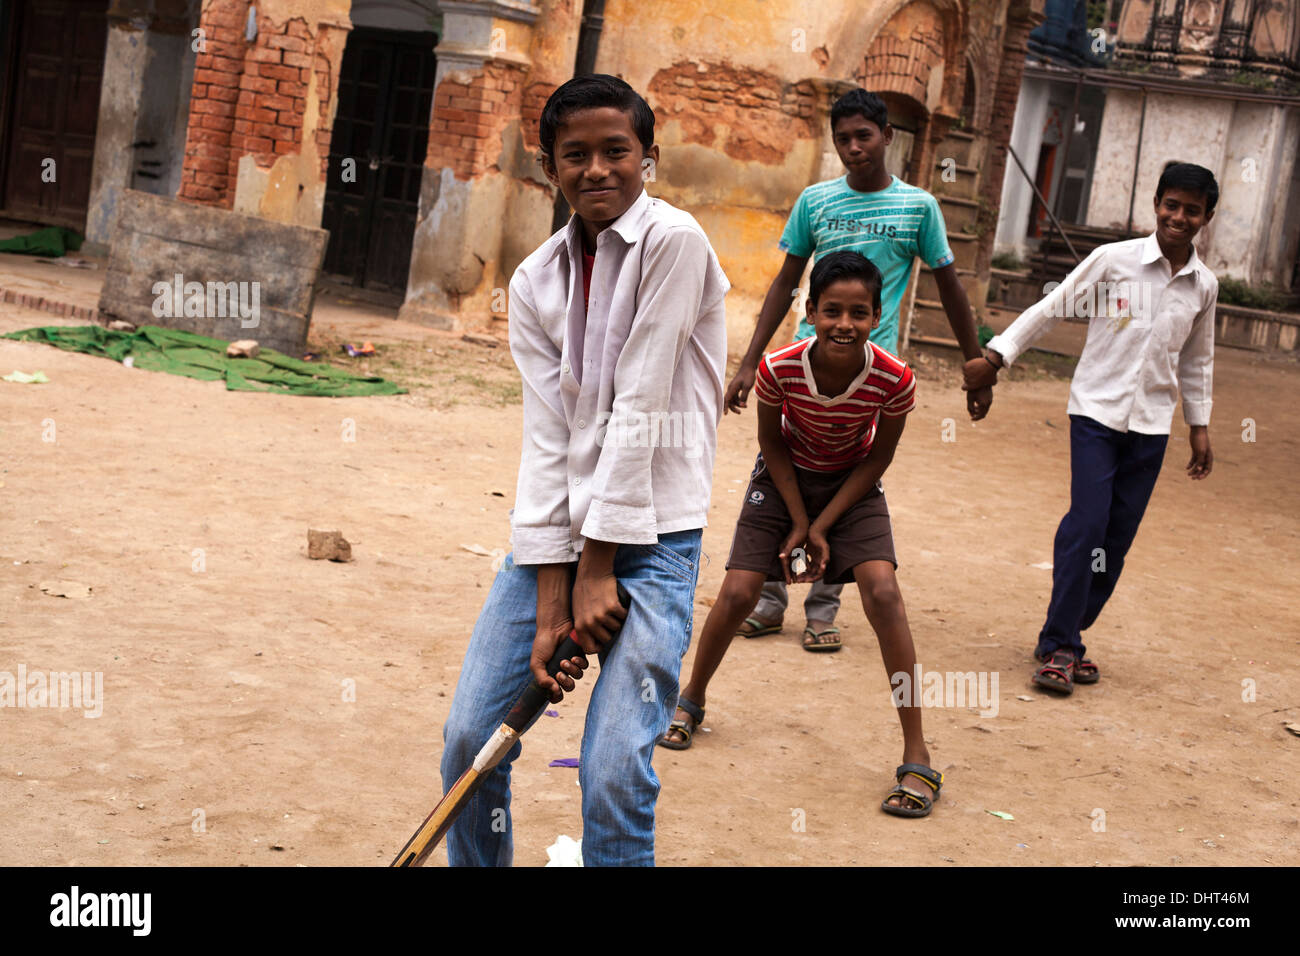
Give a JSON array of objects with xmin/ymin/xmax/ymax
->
[{"xmin": 1, "ymin": 298, "xmax": 1297, "ymax": 867}]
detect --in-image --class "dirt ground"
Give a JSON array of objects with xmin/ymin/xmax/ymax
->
[{"xmin": 2, "ymin": 299, "xmax": 1297, "ymax": 867}]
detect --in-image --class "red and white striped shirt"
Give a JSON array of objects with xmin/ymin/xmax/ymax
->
[{"xmin": 753, "ymin": 338, "xmax": 916, "ymax": 472}]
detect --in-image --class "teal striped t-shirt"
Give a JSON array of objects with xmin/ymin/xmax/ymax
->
[{"xmin": 779, "ymin": 175, "xmax": 954, "ymax": 353}]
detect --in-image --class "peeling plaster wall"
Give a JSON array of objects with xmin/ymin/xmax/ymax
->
[
  {"xmin": 1086, "ymin": 90, "xmax": 1232, "ymax": 234},
  {"xmin": 86, "ymin": 25, "xmax": 153, "ymax": 245},
  {"xmin": 1087, "ymin": 89, "xmax": 1298, "ymax": 285}
]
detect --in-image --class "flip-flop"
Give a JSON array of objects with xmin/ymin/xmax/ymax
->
[
  {"xmin": 881, "ymin": 763, "xmax": 943, "ymax": 817},
  {"xmin": 657, "ymin": 696, "xmax": 705, "ymax": 750},
  {"xmin": 802, "ymin": 625, "xmax": 841, "ymax": 652},
  {"xmin": 736, "ymin": 616, "xmax": 782, "ymax": 639},
  {"xmin": 1032, "ymin": 650, "xmax": 1076, "ymax": 695}
]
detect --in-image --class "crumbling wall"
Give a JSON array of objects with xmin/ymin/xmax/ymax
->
[{"xmin": 177, "ymin": 0, "xmax": 348, "ymax": 227}]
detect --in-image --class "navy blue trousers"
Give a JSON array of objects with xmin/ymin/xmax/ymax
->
[{"xmin": 1036, "ymin": 415, "xmax": 1169, "ymax": 660}]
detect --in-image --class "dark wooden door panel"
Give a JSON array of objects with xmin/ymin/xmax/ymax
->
[
  {"xmin": 2, "ymin": 0, "xmax": 108, "ymax": 227},
  {"xmin": 321, "ymin": 27, "xmax": 435, "ymax": 293}
]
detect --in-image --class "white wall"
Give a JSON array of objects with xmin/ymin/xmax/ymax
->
[{"xmin": 993, "ymin": 75, "xmax": 1050, "ymax": 261}]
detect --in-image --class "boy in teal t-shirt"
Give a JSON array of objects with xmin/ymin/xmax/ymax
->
[
  {"xmin": 663, "ymin": 90, "xmax": 989, "ymax": 708},
  {"xmin": 781, "ymin": 175, "xmax": 956, "ymax": 350}
]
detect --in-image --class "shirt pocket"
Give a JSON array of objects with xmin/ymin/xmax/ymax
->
[{"xmin": 1158, "ymin": 291, "xmax": 1199, "ymax": 351}]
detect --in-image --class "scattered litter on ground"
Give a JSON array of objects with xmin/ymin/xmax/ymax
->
[
  {"xmin": 3, "ymin": 370, "xmax": 48, "ymax": 383},
  {"xmin": 544, "ymin": 834, "xmax": 582, "ymax": 866},
  {"xmin": 1029, "ymin": 561, "xmax": 1053, "ymax": 570},
  {"xmin": 986, "ymin": 810, "xmax": 1015, "ymax": 821},
  {"xmin": 342, "ymin": 342, "xmax": 376, "ymax": 357},
  {"xmin": 37, "ymin": 581, "xmax": 92, "ymax": 599},
  {"xmin": 548, "ymin": 758, "xmax": 579, "ymax": 768}
]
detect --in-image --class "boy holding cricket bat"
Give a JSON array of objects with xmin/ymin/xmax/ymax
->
[
  {"xmin": 438, "ymin": 75, "xmax": 729, "ymax": 865},
  {"xmin": 661, "ymin": 250, "xmax": 943, "ymax": 818}
]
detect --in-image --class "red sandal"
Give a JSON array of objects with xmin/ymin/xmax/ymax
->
[
  {"xmin": 1032, "ymin": 650, "xmax": 1076, "ymax": 695},
  {"xmin": 1074, "ymin": 657, "xmax": 1100, "ymax": 684}
]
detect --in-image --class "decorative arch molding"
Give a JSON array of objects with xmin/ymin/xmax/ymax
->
[{"xmin": 852, "ymin": 0, "xmax": 968, "ymax": 120}]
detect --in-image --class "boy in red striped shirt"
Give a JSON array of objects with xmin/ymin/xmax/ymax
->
[{"xmin": 660, "ymin": 251, "xmax": 940, "ymax": 817}]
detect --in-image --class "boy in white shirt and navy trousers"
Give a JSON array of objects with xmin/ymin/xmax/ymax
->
[
  {"xmin": 963, "ymin": 162, "xmax": 1218, "ymax": 695},
  {"xmin": 438, "ymin": 75, "xmax": 729, "ymax": 865}
]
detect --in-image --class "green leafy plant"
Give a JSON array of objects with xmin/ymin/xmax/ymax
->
[
  {"xmin": 992, "ymin": 250, "xmax": 1026, "ymax": 271},
  {"xmin": 1217, "ymin": 275, "xmax": 1286, "ymax": 312}
]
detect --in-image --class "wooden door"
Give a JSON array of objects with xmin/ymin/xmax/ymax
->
[
  {"xmin": 1, "ymin": 0, "xmax": 108, "ymax": 228},
  {"xmin": 321, "ymin": 28, "xmax": 436, "ymax": 293}
]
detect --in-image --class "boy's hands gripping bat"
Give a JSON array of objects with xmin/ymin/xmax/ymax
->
[{"xmin": 390, "ymin": 582, "xmax": 631, "ymax": 867}]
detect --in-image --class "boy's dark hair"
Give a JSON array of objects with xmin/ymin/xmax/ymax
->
[
  {"xmin": 809, "ymin": 251, "xmax": 883, "ymax": 313},
  {"xmin": 1156, "ymin": 162, "xmax": 1219, "ymax": 215},
  {"xmin": 539, "ymin": 74, "xmax": 655, "ymax": 162},
  {"xmin": 830, "ymin": 88, "xmax": 889, "ymax": 134}
]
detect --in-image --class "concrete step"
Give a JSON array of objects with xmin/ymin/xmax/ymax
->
[
  {"xmin": 947, "ymin": 231, "xmax": 978, "ymax": 271},
  {"xmin": 912, "ymin": 298, "xmax": 1089, "ymax": 357},
  {"xmin": 931, "ymin": 163, "xmax": 978, "ymax": 200},
  {"xmin": 936, "ymin": 129, "xmax": 976, "ymax": 166},
  {"xmin": 936, "ymin": 195, "xmax": 979, "ymax": 232},
  {"xmin": 915, "ymin": 264, "xmax": 979, "ymax": 302}
]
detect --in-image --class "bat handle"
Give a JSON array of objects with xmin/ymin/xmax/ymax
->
[{"xmin": 502, "ymin": 582, "xmax": 630, "ymax": 732}]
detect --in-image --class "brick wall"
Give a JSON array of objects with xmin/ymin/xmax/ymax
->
[
  {"xmin": 863, "ymin": 30, "xmax": 946, "ymax": 105},
  {"xmin": 426, "ymin": 62, "xmax": 528, "ymax": 181},
  {"xmin": 647, "ymin": 61, "xmax": 817, "ymax": 165},
  {"xmin": 520, "ymin": 81, "xmax": 555, "ymax": 151},
  {"xmin": 178, "ymin": 1, "xmax": 333, "ymax": 207}
]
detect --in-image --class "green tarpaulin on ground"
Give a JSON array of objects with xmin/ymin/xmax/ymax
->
[
  {"xmin": 0, "ymin": 226, "xmax": 84, "ymax": 257},
  {"xmin": 1, "ymin": 325, "xmax": 406, "ymax": 397}
]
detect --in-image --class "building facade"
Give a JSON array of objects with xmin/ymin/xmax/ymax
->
[
  {"xmin": 994, "ymin": 0, "xmax": 1300, "ymax": 293},
  {"xmin": 0, "ymin": 0, "xmax": 1049, "ymax": 347}
]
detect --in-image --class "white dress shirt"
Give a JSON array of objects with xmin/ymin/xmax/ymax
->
[
  {"xmin": 987, "ymin": 233, "xmax": 1216, "ymax": 434},
  {"xmin": 507, "ymin": 189, "xmax": 730, "ymax": 565}
]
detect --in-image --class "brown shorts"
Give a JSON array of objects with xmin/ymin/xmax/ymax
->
[{"xmin": 725, "ymin": 453, "xmax": 897, "ymax": 584}]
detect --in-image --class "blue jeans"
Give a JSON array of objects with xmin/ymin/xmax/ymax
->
[
  {"xmin": 1036, "ymin": 415, "xmax": 1168, "ymax": 660},
  {"xmin": 440, "ymin": 529, "xmax": 702, "ymax": 867}
]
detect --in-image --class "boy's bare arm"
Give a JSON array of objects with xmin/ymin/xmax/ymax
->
[
  {"xmin": 934, "ymin": 265, "xmax": 992, "ymax": 421},
  {"xmin": 725, "ymin": 254, "xmax": 809, "ymax": 413},
  {"xmin": 756, "ymin": 399, "xmax": 809, "ymax": 524},
  {"xmin": 811, "ymin": 413, "xmax": 906, "ymax": 534},
  {"xmin": 932, "ymin": 264, "xmax": 982, "ymax": 360}
]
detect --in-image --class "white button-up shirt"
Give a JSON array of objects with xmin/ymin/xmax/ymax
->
[
  {"xmin": 988, "ymin": 233, "xmax": 1216, "ymax": 434},
  {"xmin": 507, "ymin": 189, "xmax": 730, "ymax": 565}
]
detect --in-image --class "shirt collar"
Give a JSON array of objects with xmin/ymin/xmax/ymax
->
[
  {"xmin": 1141, "ymin": 231, "xmax": 1204, "ymax": 280},
  {"xmin": 546, "ymin": 188, "xmax": 652, "ymax": 266}
]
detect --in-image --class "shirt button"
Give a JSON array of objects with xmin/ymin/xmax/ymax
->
[
  {"xmin": 562, "ymin": 363, "xmax": 570, "ymax": 374},
  {"xmin": 578, "ymin": 419, "xmax": 586, "ymax": 428},
  {"xmin": 573, "ymin": 477, "xmax": 582, "ymax": 485}
]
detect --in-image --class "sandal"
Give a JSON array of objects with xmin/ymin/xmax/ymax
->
[
  {"xmin": 658, "ymin": 696, "xmax": 705, "ymax": 750},
  {"xmin": 1073, "ymin": 657, "xmax": 1100, "ymax": 684},
  {"xmin": 736, "ymin": 616, "xmax": 782, "ymax": 639},
  {"xmin": 1032, "ymin": 650, "xmax": 1076, "ymax": 695},
  {"xmin": 881, "ymin": 763, "xmax": 943, "ymax": 818},
  {"xmin": 801, "ymin": 625, "xmax": 841, "ymax": 653}
]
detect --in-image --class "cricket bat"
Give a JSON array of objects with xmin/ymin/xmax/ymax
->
[{"xmin": 390, "ymin": 582, "xmax": 631, "ymax": 867}]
